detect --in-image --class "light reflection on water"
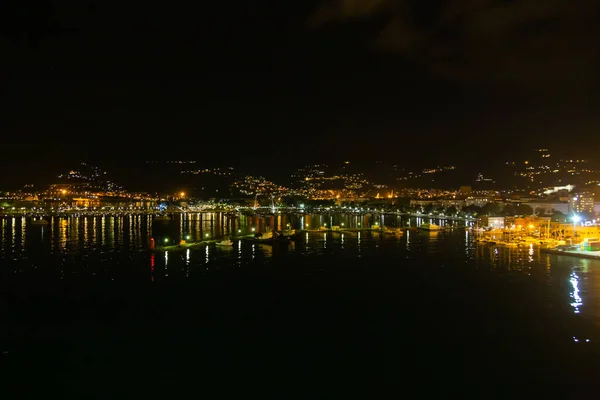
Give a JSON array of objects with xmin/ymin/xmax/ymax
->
[
  {"xmin": 571, "ymin": 273, "xmax": 583, "ymax": 314},
  {"xmin": 1, "ymin": 213, "xmax": 600, "ymax": 330}
]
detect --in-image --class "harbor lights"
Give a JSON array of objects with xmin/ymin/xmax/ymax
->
[{"xmin": 572, "ymin": 214, "xmax": 581, "ymax": 239}]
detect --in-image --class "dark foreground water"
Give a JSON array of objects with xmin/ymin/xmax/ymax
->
[{"xmin": 2, "ymin": 214, "xmax": 600, "ymax": 397}]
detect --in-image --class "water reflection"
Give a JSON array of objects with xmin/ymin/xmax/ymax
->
[
  {"xmin": 4, "ymin": 213, "xmax": 600, "ymax": 329},
  {"xmin": 150, "ymin": 253, "xmax": 155, "ymax": 282},
  {"xmin": 11, "ymin": 217, "xmax": 16, "ymax": 251},
  {"xmin": 571, "ymin": 273, "xmax": 583, "ymax": 314},
  {"xmin": 21, "ymin": 217, "xmax": 26, "ymax": 251}
]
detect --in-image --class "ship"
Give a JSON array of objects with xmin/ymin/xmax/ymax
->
[{"xmin": 419, "ymin": 223, "xmax": 442, "ymax": 231}]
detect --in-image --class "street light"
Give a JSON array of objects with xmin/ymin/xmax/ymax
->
[{"xmin": 572, "ymin": 214, "xmax": 581, "ymax": 241}]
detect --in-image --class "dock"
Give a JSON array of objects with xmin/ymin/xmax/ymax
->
[
  {"xmin": 298, "ymin": 228, "xmax": 385, "ymax": 234},
  {"xmin": 153, "ymin": 239, "xmax": 220, "ymax": 252},
  {"xmin": 541, "ymin": 248, "xmax": 600, "ymax": 260}
]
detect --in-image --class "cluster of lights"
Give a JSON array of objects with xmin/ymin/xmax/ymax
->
[{"xmin": 182, "ymin": 167, "xmax": 233, "ymax": 176}]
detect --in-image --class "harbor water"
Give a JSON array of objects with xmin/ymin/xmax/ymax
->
[{"xmin": 2, "ymin": 213, "xmax": 600, "ymax": 396}]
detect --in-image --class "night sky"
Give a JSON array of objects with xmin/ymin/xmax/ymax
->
[{"xmin": 3, "ymin": 1, "xmax": 600, "ymax": 183}]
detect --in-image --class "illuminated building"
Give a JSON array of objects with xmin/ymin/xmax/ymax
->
[{"xmin": 570, "ymin": 192, "xmax": 595, "ymax": 214}]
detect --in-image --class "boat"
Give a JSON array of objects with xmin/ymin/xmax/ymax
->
[
  {"xmin": 216, "ymin": 239, "xmax": 234, "ymax": 246},
  {"xmin": 419, "ymin": 223, "xmax": 442, "ymax": 231},
  {"xmin": 383, "ymin": 226, "xmax": 402, "ymax": 235},
  {"xmin": 246, "ymin": 230, "xmax": 291, "ymax": 244},
  {"xmin": 282, "ymin": 229, "xmax": 296, "ymax": 237},
  {"xmin": 154, "ymin": 214, "xmax": 171, "ymax": 221},
  {"xmin": 256, "ymin": 231, "xmax": 274, "ymax": 241},
  {"xmin": 31, "ymin": 218, "xmax": 49, "ymax": 225}
]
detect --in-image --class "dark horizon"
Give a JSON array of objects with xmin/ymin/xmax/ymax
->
[{"xmin": 3, "ymin": 1, "xmax": 600, "ymax": 190}]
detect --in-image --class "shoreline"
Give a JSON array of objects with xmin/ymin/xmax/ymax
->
[{"xmin": 0, "ymin": 210, "xmax": 476, "ymax": 222}]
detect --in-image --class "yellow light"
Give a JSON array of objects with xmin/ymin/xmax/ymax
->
[
  {"xmin": 180, "ymin": 192, "xmax": 185, "ymax": 197},
  {"xmin": 61, "ymin": 189, "xmax": 67, "ymax": 194},
  {"xmin": 529, "ymin": 224, "xmax": 534, "ymax": 229}
]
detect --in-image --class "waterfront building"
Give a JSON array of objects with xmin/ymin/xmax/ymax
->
[
  {"xmin": 570, "ymin": 192, "xmax": 595, "ymax": 214},
  {"xmin": 480, "ymin": 216, "xmax": 505, "ymax": 229},
  {"xmin": 465, "ymin": 196, "xmax": 492, "ymax": 207}
]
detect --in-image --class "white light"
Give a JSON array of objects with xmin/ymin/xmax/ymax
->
[{"xmin": 572, "ymin": 215, "xmax": 581, "ymax": 223}]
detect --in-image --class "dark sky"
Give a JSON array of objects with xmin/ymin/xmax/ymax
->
[{"xmin": 2, "ymin": 1, "xmax": 600, "ymax": 182}]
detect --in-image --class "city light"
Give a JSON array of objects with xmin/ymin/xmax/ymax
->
[{"xmin": 572, "ymin": 215, "xmax": 581, "ymax": 223}]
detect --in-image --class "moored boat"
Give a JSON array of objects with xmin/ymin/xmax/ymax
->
[
  {"xmin": 419, "ymin": 223, "xmax": 442, "ymax": 231},
  {"xmin": 154, "ymin": 214, "xmax": 171, "ymax": 221}
]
